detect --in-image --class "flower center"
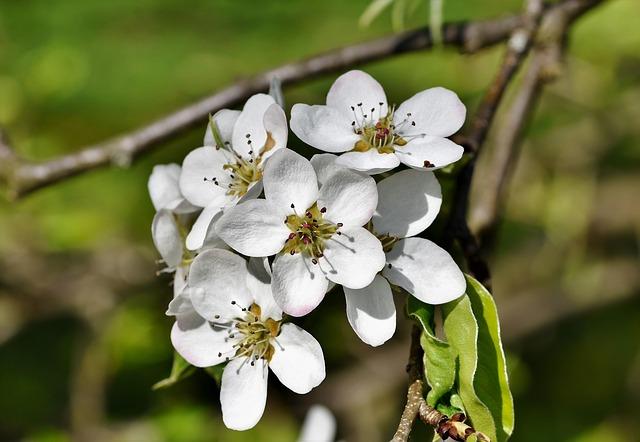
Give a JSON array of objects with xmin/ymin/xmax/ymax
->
[
  {"xmin": 282, "ymin": 203, "xmax": 342, "ymax": 261},
  {"xmin": 349, "ymin": 103, "xmax": 412, "ymax": 154},
  {"xmin": 218, "ymin": 303, "xmax": 281, "ymax": 364},
  {"xmin": 366, "ymin": 220, "xmax": 398, "ymax": 253},
  {"xmin": 205, "ymin": 117, "xmax": 277, "ymax": 198},
  {"xmin": 223, "ymin": 157, "xmax": 262, "ymax": 197}
]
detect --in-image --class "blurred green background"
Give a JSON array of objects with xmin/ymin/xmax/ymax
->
[{"xmin": 1, "ymin": 0, "xmax": 639, "ymax": 441}]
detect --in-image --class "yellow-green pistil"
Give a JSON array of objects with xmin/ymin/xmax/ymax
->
[
  {"xmin": 350, "ymin": 103, "xmax": 409, "ymax": 154},
  {"xmin": 282, "ymin": 203, "xmax": 342, "ymax": 262},
  {"xmin": 220, "ymin": 303, "xmax": 281, "ymax": 364},
  {"xmin": 206, "ymin": 116, "xmax": 276, "ymax": 198},
  {"xmin": 365, "ymin": 220, "xmax": 398, "ymax": 253}
]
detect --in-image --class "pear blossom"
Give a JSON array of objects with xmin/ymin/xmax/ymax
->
[
  {"xmin": 148, "ymin": 164, "xmax": 198, "ymax": 214},
  {"xmin": 179, "ymin": 94, "xmax": 288, "ymax": 250},
  {"xmin": 290, "ymin": 70, "xmax": 466, "ymax": 175},
  {"xmin": 215, "ymin": 149, "xmax": 386, "ymax": 317},
  {"xmin": 311, "ymin": 155, "xmax": 465, "ymax": 346},
  {"xmin": 169, "ymin": 249, "xmax": 325, "ymax": 431}
]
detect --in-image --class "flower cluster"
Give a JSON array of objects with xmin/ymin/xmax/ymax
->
[{"xmin": 149, "ymin": 70, "xmax": 467, "ymax": 430}]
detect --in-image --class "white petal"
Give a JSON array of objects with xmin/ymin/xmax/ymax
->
[
  {"xmin": 321, "ymin": 227, "xmax": 385, "ymax": 289},
  {"xmin": 171, "ymin": 312, "xmax": 234, "ymax": 367},
  {"xmin": 271, "ymin": 253, "xmax": 329, "ymax": 317},
  {"xmin": 395, "ymin": 136, "xmax": 464, "ymax": 170},
  {"xmin": 204, "ymin": 109, "xmax": 240, "ymax": 146},
  {"xmin": 151, "ymin": 209, "xmax": 183, "ymax": 268},
  {"xmin": 148, "ymin": 164, "xmax": 197, "ymax": 213},
  {"xmin": 290, "ymin": 104, "xmax": 359, "ymax": 153},
  {"xmin": 185, "ymin": 205, "xmax": 223, "ymax": 251},
  {"xmin": 179, "ymin": 146, "xmax": 231, "ymax": 208},
  {"xmin": 310, "ymin": 153, "xmax": 343, "ymax": 187},
  {"xmin": 215, "ymin": 199, "xmax": 289, "ymax": 257},
  {"xmin": 263, "ymin": 149, "xmax": 319, "ymax": 216},
  {"xmin": 344, "ymin": 275, "xmax": 396, "ymax": 346},
  {"xmin": 326, "ymin": 70, "xmax": 388, "ymax": 118},
  {"xmin": 188, "ymin": 249, "xmax": 253, "ymax": 321},
  {"xmin": 383, "ymin": 237, "xmax": 466, "ymax": 304},
  {"xmin": 395, "ymin": 87, "xmax": 466, "ymax": 138},
  {"xmin": 231, "ymin": 93, "xmax": 276, "ymax": 159},
  {"xmin": 247, "ymin": 257, "xmax": 282, "ymax": 321},
  {"xmin": 317, "ymin": 168, "xmax": 377, "ymax": 228},
  {"xmin": 373, "ymin": 169, "xmax": 442, "ymax": 238},
  {"xmin": 220, "ymin": 357, "xmax": 268, "ymax": 431},
  {"xmin": 166, "ymin": 290, "xmax": 195, "ymax": 316},
  {"xmin": 335, "ymin": 150, "xmax": 400, "ymax": 175},
  {"xmin": 261, "ymin": 103, "xmax": 288, "ymax": 161},
  {"xmin": 269, "ymin": 323, "xmax": 325, "ymax": 394},
  {"xmin": 297, "ymin": 405, "xmax": 337, "ymax": 442}
]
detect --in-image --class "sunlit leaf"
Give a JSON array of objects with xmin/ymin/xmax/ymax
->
[
  {"xmin": 442, "ymin": 294, "xmax": 497, "ymax": 441},
  {"xmin": 442, "ymin": 274, "xmax": 514, "ymax": 442},
  {"xmin": 152, "ymin": 352, "xmax": 196, "ymax": 390},
  {"xmin": 407, "ymin": 297, "xmax": 456, "ymax": 408},
  {"xmin": 466, "ymin": 274, "xmax": 515, "ymax": 441}
]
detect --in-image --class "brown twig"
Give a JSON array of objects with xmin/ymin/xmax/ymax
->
[
  {"xmin": 394, "ymin": 0, "xmax": 606, "ymax": 440},
  {"xmin": 443, "ymin": 0, "xmax": 604, "ymax": 288},
  {"xmin": 0, "ymin": 15, "xmax": 529, "ymax": 200}
]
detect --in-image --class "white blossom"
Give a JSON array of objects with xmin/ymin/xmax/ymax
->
[
  {"xmin": 169, "ymin": 249, "xmax": 325, "ymax": 431},
  {"xmin": 215, "ymin": 149, "xmax": 386, "ymax": 317},
  {"xmin": 179, "ymin": 94, "xmax": 288, "ymax": 250},
  {"xmin": 148, "ymin": 164, "xmax": 199, "ymax": 214},
  {"xmin": 290, "ymin": 70, "xmax": 466, "ymax": 175},
  {"xmin": 312, "ymin": 155, "xmax": 465, "ymax": 346}
]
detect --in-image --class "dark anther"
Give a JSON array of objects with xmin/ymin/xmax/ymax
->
[
  {"xmin": 320, "ymin": 207, "xmax": 327, "ymax": 213},
  {"xmin": 423, "ymin": 160, "xmax": 434, "ymax": 168},
  {"xmin": 231, "ymin": 301, "xmax": 236, "ymax": 305},
  {"xmin": 337, "ymin": 222, "xmax": 343, "ymax": 227},
  {"xmin": 379, "ymin": 102, "xmax": 383, "ymax": 106},
  {"xmin": 290, "ymin": 250, "xmax": 295, "ymax": 255},
  {"xmin": 214, "ymin": 315, "xmax": 220, "ymax": 319},
  {"xmin": 388, "ymin": 263, "xmax": 392, "ymax": 268},
  {"xmin": 411, "ymin": 121, "xmax": 416, "ymax": 126},
  {"xmin": 357, "ymin": 102, "xmax": 362, "ymax": 106},
  {"xmin": 350, "ymin": 106, "xmax": 355, "ymax": 111},
  {"xmin": 290, "ymin": 203, "xmax": 295, "ymax": 208},
  {"xmin": 218, "ymin": 352, "xmax": 222, "ymax": 357},
  {"xmin": 245, "ymin": 133, "xmax": 251, "ymax": 138},
  {"xmin": 311, "ymin": 258, "xmax": 318, "ymax": 265}
]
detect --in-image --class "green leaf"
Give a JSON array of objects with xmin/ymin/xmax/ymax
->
[
  {"xmin": 407, "ymin": 297, "xmax": 456, "ymax": 408},
  {"xmin": 204, "ymin": 364, "xmax": 225, "ymax": 386},
  {"xmin": 152, "ymin": 352, "xmax": 197, "ymax": 390},
  {"xmin": 442, "ymin": 274, "xmax": 514, "ymax": 442},
  {"xmin": 466, "ymin": 275, "xmax": 515, "ymax": 441},
  {"xmin": 442, "ymin": 294, "xmax": 497, "ymax": 441}
]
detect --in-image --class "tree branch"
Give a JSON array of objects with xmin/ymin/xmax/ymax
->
[
  {"xmin": 394, "ymin": 0, "xmax": 606, "ymax": 440},
  {"xmin": 1, "ymin": 13, "xmax": 530, "ymax": 199}
]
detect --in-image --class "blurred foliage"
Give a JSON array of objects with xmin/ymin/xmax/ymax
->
[{"xmin": 0, "ymin": 0, "xmax": 639, "ymax": 441}]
